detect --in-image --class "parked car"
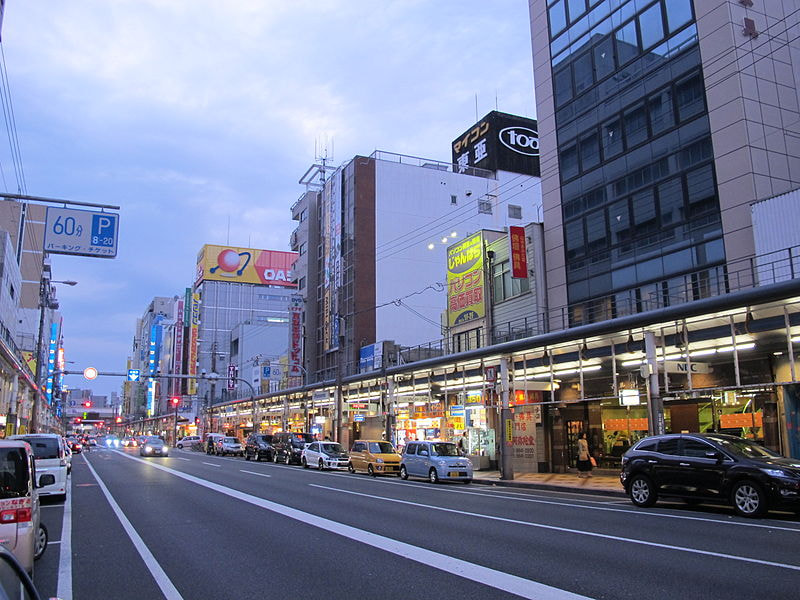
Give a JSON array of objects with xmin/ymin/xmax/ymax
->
[
  {"xmin": 215, "ymin": 437, "xmax": 244, "ymax": 457},
  {"xmin": 205, "ymin": 433, "xmax": 224, "ymax": 455},
  {"xmin": 244, "ymin": 434, "xmax": 274, "ymax": 461},
  {"xmin": 621, "ymin": 433, "xmax": 800, "ymax": 517},
  {"xmin": 60, "ymin": 438, "xmax": 72, "ymax": 475},
  {"xmin": 349, "ymin": 440, "xmax": 402, "ymax": 476},
  {"xmin": 176, "ymin": 436, "xmax": 200, "ymax": 450},
  {"xmin": 272, "ymin": 432, "xmax": 315, "ymax": 465},
  {"xmin": 0, "ymin": 440, "xmax": 52, "ymax": 575},
  {"xmin": 139, "ymin": 437, "xmax": 169, "ymax": 457},
  {"xmin": 302, "ymin": 441, "xmax": 349, "ymax": 470},
  {"xmin": 400, "ymin": 441, "xmax": 473, "ymax": 484},
  {"xmin": 8, "ymin": 434, "xmax": 68, "ymax": 500},
  {"xmin": 65, "ymin": 437, "xmax": 82, "ymax": 454}
]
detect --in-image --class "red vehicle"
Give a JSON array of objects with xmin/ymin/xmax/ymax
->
[{"xmin": 66, "ymin": 438, "xmax": 82, "ymax": 453}]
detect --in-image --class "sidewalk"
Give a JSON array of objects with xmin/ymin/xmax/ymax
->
[{"xmin": 471, "ymin": 469, "xmax": 626, "ymax": 497}]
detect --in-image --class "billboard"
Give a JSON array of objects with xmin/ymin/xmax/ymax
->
[
  {"xmin": 322, "ymin": 170, "xmax": 343, "ymax": 351},
  {"xmin": 195, "ymin": 244, "xmax": 298, "ymax": 287},
  {"xmin": 447, "ymin": 233, "xmax": 486, "ymax": 328},
  {"xmin": 509, "ymin": 226, "xmax": 528, "ymax": 279},
  {"xmin": 451, "ymin": 111, "xmax": 540, "ymax": 177},
  {"xmin": 172, "ymin": 299, "xmax": 185, "ymax": 397},
  {"xmin": 187, "ymin": 292, "xmax": 200, "ymax": 395},
  {"xmin": 288, "ymin": 295, "xmax": 303, "ymax": 378}
]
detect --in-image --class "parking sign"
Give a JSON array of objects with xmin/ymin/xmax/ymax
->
[{"xmin": 44, "ymin": 207, "xmax": 119, "ymax": 258}]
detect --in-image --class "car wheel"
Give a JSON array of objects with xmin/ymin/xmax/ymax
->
[
  {"xmin": 245, "ymin": 451, "xmax": 250, "ymax": 461},
  {"xmin": 348, "ymin": 462, "xmax": 355, "ymax": 474},
  {"xmin": 628, "ymin": 475, "xmax": 657, "ymax": 508},
  {"xmin": 400, "ymin": 465, "xmax": 408, "ymax": 480},
  {"xmin": 302, "ymin": 457, "xmax": 308, "ymax": 468},
  {"xmin": 254, "ymin": 452, "xmax": 260, "ymax": 462},
  {"xmin": 177, "ymin": 444, "xmax": 183, "ymax": 449},
  {"xmin": 318, "ymin": 459, "xmax": 325, "ymax": 471},
  {"xmin": 34, "ymin": 523, "xmax": 48, "ymax": 561},
  {"xmin": 429, "ymin": 468, "xmax": 440, "ymax": 484},
  {"xmin": 368, "ymin": 464, "xmax": 375, "ymax": 477},
  {"xmin": 732, "ymin": 480, "xmax": 767, "ymax": 518}
]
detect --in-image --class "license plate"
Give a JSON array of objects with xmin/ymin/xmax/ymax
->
[{"xmin": 448, "ymin": 471, "xmax": 464, "ymax": 477}]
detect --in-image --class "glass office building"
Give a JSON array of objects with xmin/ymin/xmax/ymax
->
[{"xmin": 531, "ymin": 0, "xmax": 800, "ymax": 327}]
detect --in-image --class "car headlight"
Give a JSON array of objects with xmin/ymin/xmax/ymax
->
[
  {"xmin": 163, "ymin": 446, "xmax": 169, "ymax": 451},
  {"xmin": 437, "ymin": 460, "xmax": 447, "ymax": 467},
  {"xmin": 376, "ymin": 458, "xmax": 384, "ymax": 463},
  {"xmin": 763, "ymin": 468, "xmax": 795, "ymax": 478},
  {"xmin": 144, "ymin": 446, "xmax": 152, "ymax": 453}
]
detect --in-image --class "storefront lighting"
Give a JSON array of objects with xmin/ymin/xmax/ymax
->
[
  {"xmin": 413, "ymin": 401, "xmax": 427, "ymax": 406},
  {"xmin": 397, "ymin": 402, "xmax": 409, "ymax": 408},
  {"xmin": 440, "ymin": 382, "xmax": 485, "ymax": 391},
  {"xmin": 717, "ymin": 342, "xmax": 755, "ymax": 352},
  {"xmin": 621, "ymin": 342, "xmax": 756, "ymax": 366},
  {"xmin": 689, "ymin": 348, "xmax": 717, "ymax": 357},
  {"xmin": 792, "ymin": 336, "xmax": 800, "ymax": 343},
  {"xmin": 530, "ymin": 365, "xmax": 602, "ymax": 379}
]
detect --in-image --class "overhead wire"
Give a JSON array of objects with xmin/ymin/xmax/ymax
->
[{"xmin": 0, "ymin": 43, "xmax": 26, "ymax": 194}]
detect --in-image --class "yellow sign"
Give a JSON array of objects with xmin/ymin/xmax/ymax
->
[
  {"xmin": 447, "ymin": 232, "xmax": 485, "ymax": 327},
  {"xmin": 195, "ymin": 244, "xmax": 297, "ymax": 287},
  {"xmin": 505, "ymin": 418, "xmax": 513, "ymax": 443},
  {"xmin": 21, "ymin": 351, "xmax": 36, "ymax": 376}
]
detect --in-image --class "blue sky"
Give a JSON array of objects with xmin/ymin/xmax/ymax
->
[{"xmin": 2, "ymin": 1, "xmax": 536, "ymax": 397}]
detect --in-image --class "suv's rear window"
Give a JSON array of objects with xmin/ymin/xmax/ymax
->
[
  {"xmin": 0, "ymin": 448, "xmax": 29, "ymax": 498},
  {"xmin": 19, "ymin": 437, "xmax": 61, "ymax": 460}
]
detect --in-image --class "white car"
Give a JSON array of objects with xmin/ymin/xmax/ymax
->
[
  {"xmin": 8, "ymin": 434, "xmax": 68, "ymax": 500},
  {"xmin": 302, "ymin": 441, "xmax": 350, "ymax": 470},
  {"xmin": 176, "ymin": 436, "xmax": 200, "ymax": 450},
  {"xmin": 60, "ymin": 437, "xmax": 72, "ymax": 474}
]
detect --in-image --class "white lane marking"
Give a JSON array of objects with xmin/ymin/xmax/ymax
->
[
  {"xmin": 82, "ymin": 455, "xmax": 184, "ymax": 600},
  {"xmin": 202, "ymin": 462, "xmax": 221, "ymax": 467},
  {"xmin": 368, "ymin": 476, "xmax": 800, "ymax": 533},
  {"xmin": 310, "ymin": 483, "xmax": 800, "ymax": 572},
  {"xmin": 240, "ymin": 470, "xmax": 271, "ymax": 478},
  {"xmin": 56, "ymin": 474, "xmax": 72, "ymax": 600},
  {"xmin": 116, "ymin": 452, "xmax": 589, "ymax": 600},
  {"xmin": 169, "ymin": 457, "xmax": 190, "ymax": 461}
]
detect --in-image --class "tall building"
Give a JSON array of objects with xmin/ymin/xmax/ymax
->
[
  {"xmin": 193, "ymin": 245, "xmax": 297, "ymax": 408},
  {"xmin": 292, "ymin": 115, "xmax": 543, "ymax": 383},
  {"xmin": 529, "ymin": 0, "xmax": 800, "ymax": 326}
]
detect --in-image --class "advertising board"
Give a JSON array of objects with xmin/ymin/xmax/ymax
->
[
  {"xmin": 195, "ymin": 244, "xmax": 298, "ymax": 287},
  {"xmin": 451, "ymin": 111, "xmax": 540, "ymax": 176},
  {"xmin": 447, "ymin": 232, "xmax": 485, "ymax": 328}
]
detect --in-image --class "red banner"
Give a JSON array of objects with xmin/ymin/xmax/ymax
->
[{"xmin": 509, "ymin": 226, "xmax": 528, "ymax": 279}]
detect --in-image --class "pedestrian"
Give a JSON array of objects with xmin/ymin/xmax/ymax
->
[
  {"xmin": 457, "ymin": 433, "xmax": 467, "ymax": 455},
  {"xmin": 576, "ymin": 432, "xmax": 592, "ymax": 478}
]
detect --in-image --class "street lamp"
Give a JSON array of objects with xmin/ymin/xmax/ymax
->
[{"xmin": 31, "ymin": 277, "xmax": 77, "ymax": 433}]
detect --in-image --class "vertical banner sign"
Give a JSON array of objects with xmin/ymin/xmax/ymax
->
[
  {"xmin": 172, "ymin": 299, "xmax": 185, "ymax": 397},
  {"xmin": 289, "ymin": 295, "xmax": 303, "ymax": 378},
  {"xmin": 447, "ymin": 232, "xmax": 485, "ymax": 327},
  {"xmin": 45, "ymin": 321, "xmax": 60, "ymax": 404},
  {"xmin": 187, "ymin": 293, "xmax": 200, "ymax": 395},
  {"xmin": 227, "ymin": 364, "xmax": 237, "ymax": 391},
  {"xmin": 147, "ymin": 319, "xmax": 163, "ymax": 417},
  {"xmin": 183, "ymin": 288, "xmax": 192, "ymax": 324},
  {"xmin": 322, "ymin": 170, "xmax": 343, "ymax": 351},
  {"xmin": 509, "ymin": 226, "xmax": 528, "ymax": 279}
]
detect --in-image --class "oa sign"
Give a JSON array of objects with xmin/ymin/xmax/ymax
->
[{"xmin": 83, "ymin": 367, "xmax": 98, "ymax": 381}]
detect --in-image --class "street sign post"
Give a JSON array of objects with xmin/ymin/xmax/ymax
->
[{"xmin": 44, "ymin": 206, "xmax": 119, "ymax": 258}]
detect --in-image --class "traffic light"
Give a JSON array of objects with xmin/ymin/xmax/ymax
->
[
  {"xmin": 170, "ymin": 397, "xmax": 180, "ymax": 407},
  {"xmin": 83, "ymin": 400, "xmax": 92, "ymax": 408},
  {"xmin": 115, "ymin": 416, "xmax": 122, "ymax": 423},
  {"xmin": 73, "ymin": 417, "xmax": 81, "ymax": 424},
  {"xmin": 195, "ymin": 417, "xmax": 200, "ymax": 425}
]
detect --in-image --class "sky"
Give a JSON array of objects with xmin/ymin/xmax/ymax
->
[{"xmin": 1, "ymin": 0, "xmax": 536, "ymax": 397}]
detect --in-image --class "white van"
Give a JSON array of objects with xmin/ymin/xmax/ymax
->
[
  {"xmin": 0, "ymin": 440, "xmax": 52, "ymax": 574},
  {"xmin": 9, "ymin": 435, "xmax": 68, "ymax": 500}
]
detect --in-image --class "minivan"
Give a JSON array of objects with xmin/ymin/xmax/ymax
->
[
  {"xmin": 272, "ymin": 432, "xmax": 315, "ymax": 465},
  {"xmin": 400, "ymin": 441, "xmax": 473, "ymax": 484},
  {"xmin": 0, "ymin": 440, "xmax": 54, "ymax": 574},
  {"xmin": 9, "ymin": 434, "xmax": 68, "ymax": 500}
]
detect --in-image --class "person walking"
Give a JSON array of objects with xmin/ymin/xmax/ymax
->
[{"xmin": 576, "ymin": 432, "xmax": 592, "ymax": 478}]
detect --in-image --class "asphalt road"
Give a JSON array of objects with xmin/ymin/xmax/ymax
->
[{"xmin": 36, "ymin": 446, "xmax": 800, "ymax": 600}]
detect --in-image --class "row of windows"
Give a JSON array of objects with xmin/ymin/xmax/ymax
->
[
  {"xmin": 565, "ymin": 161, "xmax": 718, "ymax": 259},
  {"xmin": 549, "ymin": 0, "xmax": 694, "ymax": 67},
  {"xmin": 492, "ymin": 260, "xmax": 530, "ymax": 303},
  {"xmin": 558, "ymin": 72, "xmax": 705, "ymax": 183}
]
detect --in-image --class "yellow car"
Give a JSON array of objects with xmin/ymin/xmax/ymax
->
[{"xmin": 348, "ymin": 440, "xmax": 402, "ymax": 476}]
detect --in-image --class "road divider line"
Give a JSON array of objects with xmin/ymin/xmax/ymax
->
[
  {"xmin": 56, "ymin": 472, "xmax": 72, "ymax": 600},
  {"xmin": 170, "ymin": 457, "xmax": 190, "ymax": 461},
  {"xmin": 115, "ymin": 451, "xmax": 590, "ymax": 600},
  {"xmin": 310, "ymin": 483, "xmax": 800, "ymax": 572},
  {"xmin": 240, "ymin": 470, "xmax": 271, "ymax": 478},
  {"xmin": 83, "ymin": 454, "xmax": 184, "ymax": 600},
  {"xmin": 202, "ymin": 462, "xmax": 221, "ymax": 467}
]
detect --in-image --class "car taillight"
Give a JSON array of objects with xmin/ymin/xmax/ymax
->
[{"xmin": 0, "ymin": 508, "xmax": 31, "ymax": 523}]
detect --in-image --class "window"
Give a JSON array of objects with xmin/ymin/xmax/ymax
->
[
  {"xmin": 615, "ymin": 20, "xmax": 638, "ymax": 65},
  {"xmin": 565, "ymin": 220, "xmax": 585, "ymax": 258},
  {"xmin": 451, "ymin": 194, "xmax": 457, "ymax": 205},
  {"xmin": 508, "ymin": 205, "xmax": 523, "ymax": 220},
  {"xmin": 676, "ymin": 74, "xmax": 704, "ymax": 121},
  {"xmin": 573, "ymin": 52, "xmax": 594, "ymax": 95},
  {"xmin": 298, "ymin": 277, "xmax": 306, "ymax": 290},
  {"xmin": 585, "ymin": 209, "xmax": 607, "ymax": 249},
  {"xmin": 478, "ymin": 199, "xmax": 492, "ymax": 215},
  {"xmin": 493, "ymin": 260, "xmax": 530, "ymax": 302},
  {"xmin": 8, "ymin": 283, "xmax": 14, "ymax": 300},
  {"xmin": 648, "ymin": 89, "xmax": 674, "ymax": 135},
  {"xmin": 549, "ymin": 0, "xmax": 567, "ymax": 36},
  {"xmin": 554, "ymin": 67, "xmax": 573, "ymax": 107},
  {"xmin": 298, "ymin": 242, "xmax": 306, "ymax": 256},
  {"xmin": 608, "ymin": 199, "xmax": 631, "ymax": 245},
  {"xmin": 560, "ymin": 144, "xmax": 579, "ymax": 180},
  {"xmin": 657, "ymin": 438, "xmax": 680, "ymax": 455},
  {"xmin": 681, "ymin": 439, "xmax": 714, "ymax": 458},
  {"xmin": 638, "ymin": 2, "xmax": 665, "ymax": 50},
  {"xmin": 632, "ymin": 189, "xmax": 657, "ymax": 226},
  {"xmin": 667, "ymin": 0, "xmax": 694, "ymax": 33},
  {"xmin": 593, "ymin": 36, "xmax": 615, "ymax": 80},
  {"xmin": 658, "ymin": 178, "xmax": 684, "ymax": 226},
  {"xmin": 405, "ymin": 444, "xmax": 417, "ymax": 455},
  {"xmin": 624, "ymin": 104, "xmax": 648, "ymax": 147},
  {"xmin": 580, "ymin": 132, "xmax": 600, "ymax": 170},
  {"xmin": 567, "ymin": 0, "xmax": 585, "ymax": 23},
  {"xmin": 602, "ymin": 120, "xmax": 623, "ymax": 158}
]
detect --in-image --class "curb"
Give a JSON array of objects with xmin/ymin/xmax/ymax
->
[{"xmin": 470, "ymin": 476, "xmax": 627, "ymax": 498}]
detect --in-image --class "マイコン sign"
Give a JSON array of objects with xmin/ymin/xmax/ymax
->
[{"xmin": 451, "ymin": 111, "xmax": 540, "ymax": 177}]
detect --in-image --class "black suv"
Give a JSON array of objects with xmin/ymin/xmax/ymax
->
[
  {"xmin": 244, "ymin": 434, "xmax": 274, "ymax": 462},
  {"xmin": 621, "ymin": 433, "xmax": 800, "ymax": 517},
  {"xmin": 272, "ymin": 432, "xmax": 315, "ymax": 465}
]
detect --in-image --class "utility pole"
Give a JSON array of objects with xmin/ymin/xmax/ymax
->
[
  {"xmin": 644, "ymin": 331, "xmax": 665, "ymax": 435},
  {"xmin": 499, "ymin": 357, "xmax": 514, "ymax": 480},
  {"xmin": 210, "ymin": 341, "xmax": 217, "ymax": 433}
]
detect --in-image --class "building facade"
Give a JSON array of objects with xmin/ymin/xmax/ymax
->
[{"xmin": 530, "ymin": 0, "xmax": 800, "ymax": 327}]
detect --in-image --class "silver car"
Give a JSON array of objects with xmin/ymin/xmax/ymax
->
[
  {"xmin": 400, "ymin": 441, "xmax": 473, "ymax": 484},
  {"xmin": 216, "ymin": 437, "xmax": 244, "ymax": 456}
]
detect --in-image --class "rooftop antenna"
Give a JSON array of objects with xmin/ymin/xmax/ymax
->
[{"xmin": 315, "ymin": 134, "xmax": 333, "ymax": 185}]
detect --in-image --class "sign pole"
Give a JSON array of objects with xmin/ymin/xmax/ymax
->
[{"xmin": 499, "ymin": 357, "xmax": 514, "ymax": 481}]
